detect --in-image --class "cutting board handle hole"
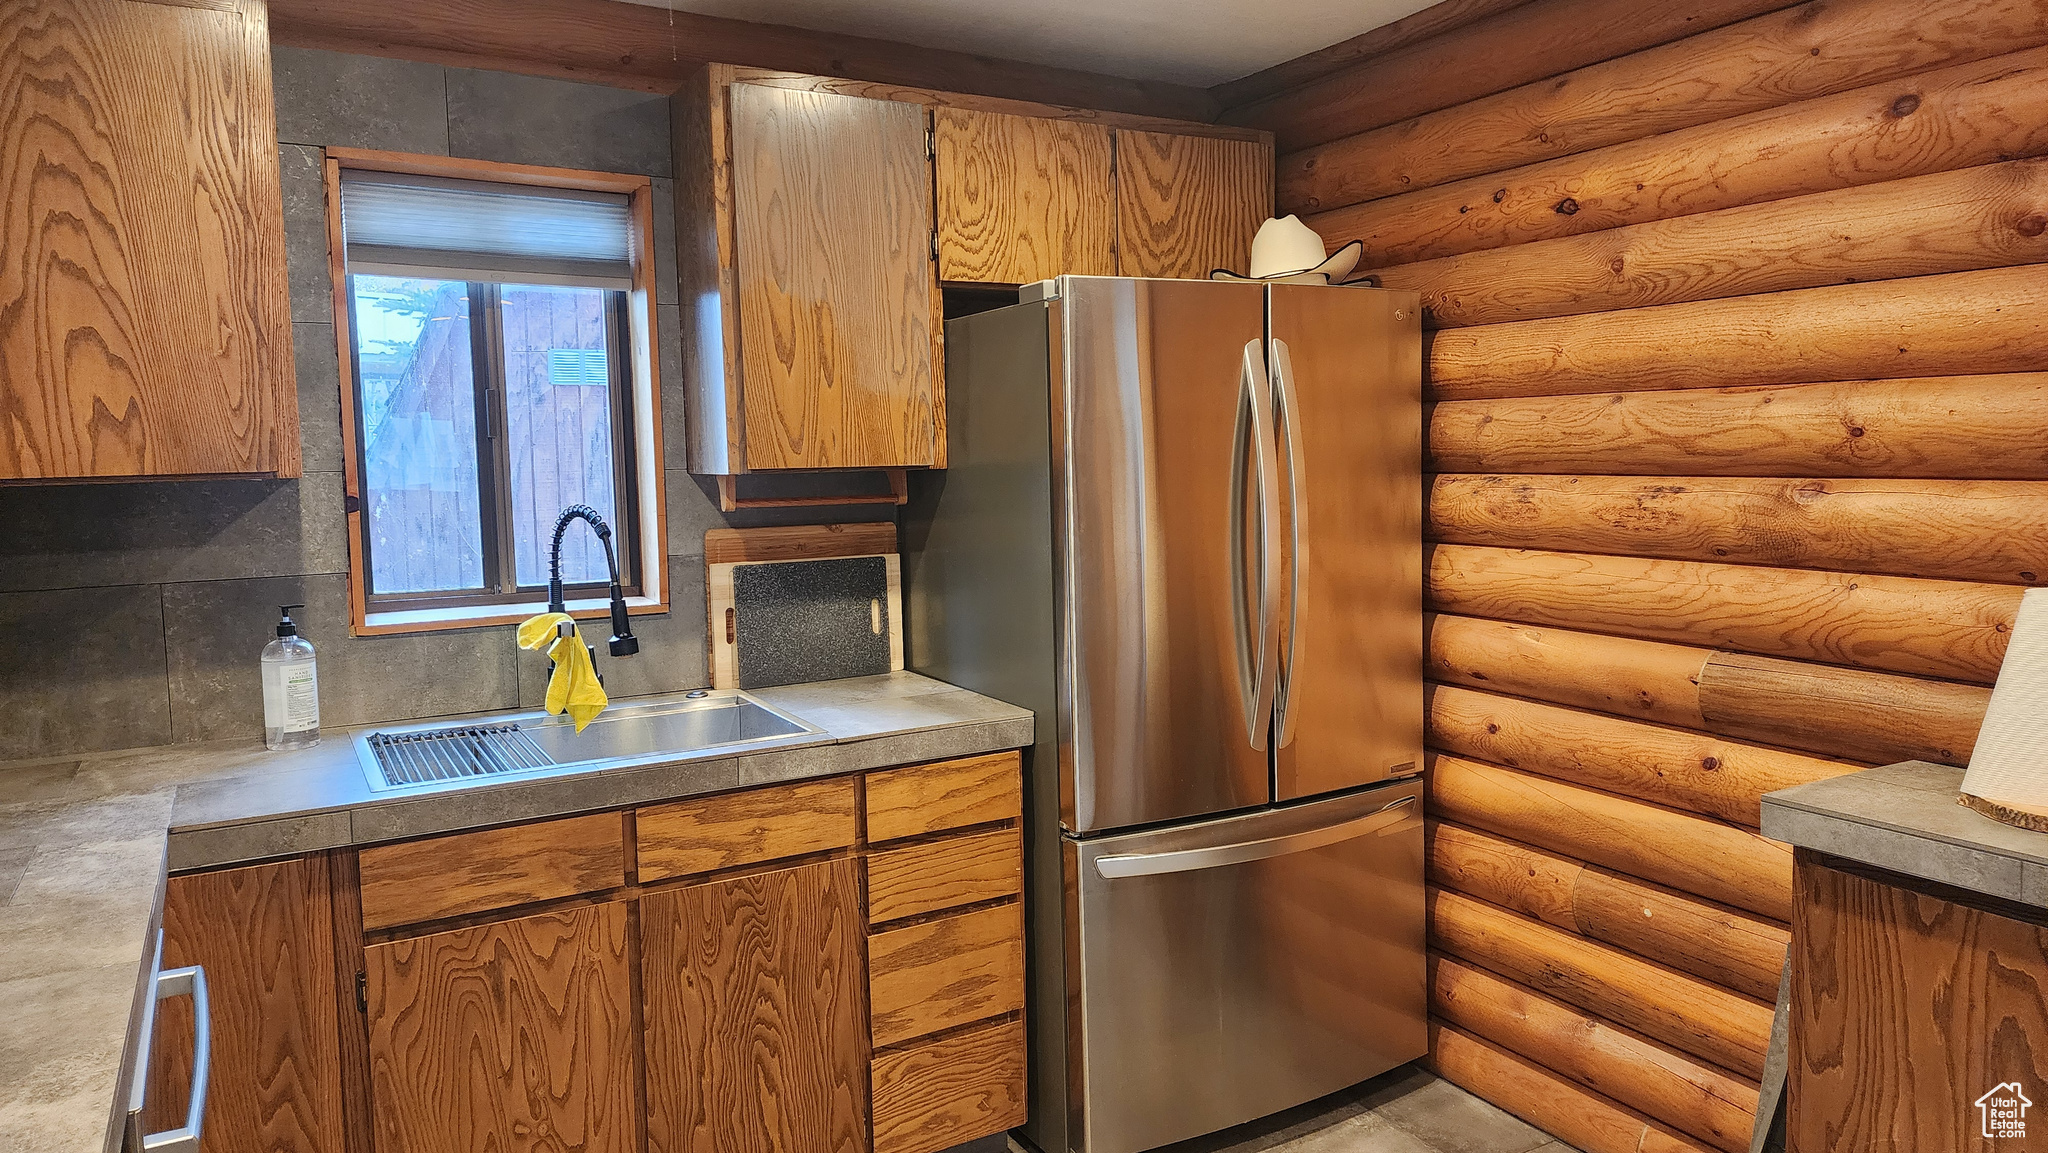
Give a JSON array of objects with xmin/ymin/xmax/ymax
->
[{"xmin": 870, "ymin": 598, "xmax": 882, "ymax": 635}]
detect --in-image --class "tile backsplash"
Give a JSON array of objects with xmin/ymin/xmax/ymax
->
[{"xmin": 0, "ymin": 48, "xmax": 889, "ymax": 763}]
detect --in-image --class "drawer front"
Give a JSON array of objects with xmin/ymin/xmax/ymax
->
[
  {"xmin": 869, "ymin": 902, "xmax": 1024, "ymax": 1048},
  {"xmin": 637, "ymin": 776, "xmax": 858, "ymax": 882},
  {"xmin": 358, "ymin": 811, "xmax": 625, "ymax": 931},
  {"xmin": 871, "ymin": 1018, "xmax": 1027, "ymax": 1153},
  {"xmin": 865, "ymin": 751, "xmax": 1022, "ymax": 842},
  {"xmin": 866, "ymin": 827, "xmax": 1022, "ymax": 924}
]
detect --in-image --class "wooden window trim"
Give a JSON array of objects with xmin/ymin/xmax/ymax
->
[{"xmin": 324, "ymin": 147, "xmax": 668, "ymax": 636}]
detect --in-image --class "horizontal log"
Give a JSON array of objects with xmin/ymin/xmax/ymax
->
[
  {"xmin": 1427, "ymin": 475, "xmax": 2048, "ymax": 586},
  {"xmin": 1428, "ymin": 753, "xmax": 1794, "ymax": 921},
  {"xmin": 1281, "ymin": 0, "xmax": 2048, "ymax": 214},
  {"xmin": 1429, "ymin": 887, "xmax": 1773, "ymax": 1077},
  {"xmin": 1427, "ymin": 374, "xmax": 2048, "ymax": 480},
  {"xmin": 1428, "ymin": 820, "xmax": 1790, "ymax": 1000},
  {"xmin": 1699, "ymin": 651, "xmax": 1989, "ymax": 766},
  {"xmin": 1221, "ymin": 0, "xmax": 1792, "ymax": 152},
  {"xmin": 1427, "ymin": 683, "xmax": 1855, "ymax": 825},
  {"xmin": 1427, "ymin": 544, "xmax": 2020, "ymax": 683},
  {"xmin": 1427, "ymin": 818, "xmax": 1583, "ymax": 931},
  {"xmin": 1428, "ymin": 614, "xmax": 1990, "ymax": 767},
  {"xmin": 1432, "ymin": 955, "xmax": 1760, "ymax": 1152},
  {"xmin": 1208, "ymin": 0, "xmax": 1535, "ymax": 112},
  {"xmin": 1304, "ymin": 45, "xmax": 2048, "ymax": 264},
  {"xmin": 1380, "ymin": 159, "xmax": 2048, "ymax": 327},
  {"xmin": 1427, "ymin": 613, "xmax": 1708, "ymax": 729},
  {"xmin": 1427, "ymin": 266, "xmax": 2048, "ymax": 401},
  {"xmin": 1431, "ymin": 1023, "xmax": 1717, "ymax": 1153}
]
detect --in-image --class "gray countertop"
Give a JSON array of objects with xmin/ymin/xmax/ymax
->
[
  {"xmin": 0, "ymin": 672, "xmax": 1032, "ymax": 1153},
  {"xmin": 1762, "ymin": 760, "xmax": 2048, "ymax": 909}
]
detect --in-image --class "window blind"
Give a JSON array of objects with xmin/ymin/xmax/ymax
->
[{"xmin": 339, "ymin": 169, "xmax": 635, "ymax": 288}]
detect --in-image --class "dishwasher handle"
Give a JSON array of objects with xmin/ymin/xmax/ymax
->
[
  {"xmin": 127, "ymin": 944, "xmax": 212, "ymax": 1153},
  {"xmin": 1095, "ymin": 795, "xmax": 1417, "ymax": 878}
]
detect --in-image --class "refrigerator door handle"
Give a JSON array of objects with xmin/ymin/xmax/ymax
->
[
  {"xmin": 1269, "ymin": 337, "xmax": 1306, "ymax": 750},
  {"xmin": 1229, "ymin": 338, "xmax": 1281, "ymax": 750},
  {"xmin": 1095, "ymin": 794, "xmax": 1417, "ymax": 878}
]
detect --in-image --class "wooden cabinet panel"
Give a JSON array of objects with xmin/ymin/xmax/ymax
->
[
  {"xmin": 866, "ymin": 827, "xmax": 1023, "ymax": 925},
  {"xmin": 870, "ymin": 1019, "xmax": 1027, "ymax": 1153},
  {"xmin": 868, "ymin": 903, "xmax": 1024, "ymax": 1049},
  {"xmin": 729, "ymin": 83, "xmax": 936, "ymax": 470},
  {"xmin": 363, "ymin": 902, "xmax": 635, "ymax": 1153},
  {"xmin": 0, "ymin": 0, "xmax": 297, "ymax": 480},
  {"xmin": 1114, "ymin": 130, "xmax": 1274, "ymax": 280},
  {"xmin": 642, "ymin": 857, "xmax": 867, "ymax": 1153},
  {"xmin": 1790, "ymin": 854, "xmax": 2048, "ymax": 1152},
  {"xmin": 865, "ymin": 752, "xmax": 1022, "ymax": 844},
  {"xmin": 637, "ymin": 776, "xmax": 858, "ymax": 881},
  {"xmin": 146, "ymin": 856, "xmax": 342, "ymax": 1153},
  {"xmin": 356, "ymin": 812, "xmax": 625, "ymax": 930},
  {"xmin": 934, "ymin": 108, "xmax": 1115, "ymax": 285}
]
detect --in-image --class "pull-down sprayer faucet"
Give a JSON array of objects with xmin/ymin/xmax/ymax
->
[{"xmin": 547, "ymin": 504, "xmax": 639, "ymax": 658}]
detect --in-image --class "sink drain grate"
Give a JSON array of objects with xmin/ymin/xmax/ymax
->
[{"xmin": 365, "ymin": 723, "xmax": 553, "ymax": 787}]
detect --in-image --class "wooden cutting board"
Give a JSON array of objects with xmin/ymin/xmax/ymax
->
[{"xmin": 704, "ymin": 523, "xmax": 903, "ymax": 690}]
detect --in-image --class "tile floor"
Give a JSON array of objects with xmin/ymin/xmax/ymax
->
[{"xmin": 1005, "ymin": 1063, "xmax": 1575, "ymax": 1153}]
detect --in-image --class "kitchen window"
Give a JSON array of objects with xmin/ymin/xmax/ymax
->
[{"xmin": 325, "ymin": 151, "xmax": 667, "ymax": 633}]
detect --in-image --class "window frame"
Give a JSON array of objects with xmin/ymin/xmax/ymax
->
[{"xmin": 324, "ymin": 148, "xmax": 668, "ymax": 636}]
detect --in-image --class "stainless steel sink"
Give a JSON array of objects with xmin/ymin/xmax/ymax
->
[{"xmin": 353, "ymin": 690, "xmax": 824, "ymax": 793}]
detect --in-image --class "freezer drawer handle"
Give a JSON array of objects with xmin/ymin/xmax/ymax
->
[
  {"xmin": 1094, "ymin": 795, "xmax": 1417, "ymax": 878},
  {"xmin": 126, "ymin": 935, "xmax": 212, "ymax": 1153}
]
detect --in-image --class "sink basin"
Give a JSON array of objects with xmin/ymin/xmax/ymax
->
[{"xmin": 354, "ymin": 690, "xmax": 823, "ymax": 792}]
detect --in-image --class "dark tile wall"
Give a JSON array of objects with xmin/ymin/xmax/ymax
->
[{"xmin": 0, "ymin": 47, "xmax": 891, "ymax": 762}]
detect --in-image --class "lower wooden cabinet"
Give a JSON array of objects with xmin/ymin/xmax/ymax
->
[
  {"xmin": 149, "ymin": 856, "xmax": 344, "ymax": 1153},
  {"xmin": 1790, "ymin": 851, "xmax": 2048, "ymax": 1151},
  {"xmin": 642, "ymin": 857, "xmax": 868, "ymax": 1153},
  {"xmin": 362, "ymin": 902, "xmax": 637, "ymax": 1153},
  {"xmin": 871, "ymin": 1019, "xmax": 1028, "ymax": 1153},
  {"xmin": 158, "ymin": 750, "xmax": 1026, "ymax": 1153}
]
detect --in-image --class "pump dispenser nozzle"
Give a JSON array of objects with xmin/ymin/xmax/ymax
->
[{"xmin": 276, "ymin": 604, "xmax": 305, "ymax": 638}]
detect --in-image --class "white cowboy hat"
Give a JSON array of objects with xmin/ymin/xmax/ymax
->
[{"xmin": 1210, "ymin": 215, "xmax": 1362, "ymax": 284}]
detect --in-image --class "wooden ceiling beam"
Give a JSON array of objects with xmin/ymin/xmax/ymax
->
[
  {"xmin": 266, "ymin": 0, "xmax": 1220, "ymax": 122},
  {"xmin": 1207, "ymin": 0, "xmax": 1534, "ymax": 113}
]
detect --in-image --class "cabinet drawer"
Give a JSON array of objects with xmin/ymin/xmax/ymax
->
[
  {"xmin": 865, "ymin": 751, "xmax": 1022, "ymax": 842},
  {"xmin": 869, "ymin": 902, "xmax": 1024, "ymax": 1048},
  {"xmin": 866, "ymin": 827, "xmax": 1022, "ymax": 924},
  {"xmin": 358, "ymin": 812, "xmax": 625, "ymax": 931},
  {"xmin": 637, "ymin": 776, "xmax": 857, "ymax": 882},
  {"xmin": 871, "ymin": 1018, "xmax": 1027, "ymax": 1153}
]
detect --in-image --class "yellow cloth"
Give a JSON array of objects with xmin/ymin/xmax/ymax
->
[{"xmin": 517, "ymin": 612, "xmax": 608, "ymax": 731}]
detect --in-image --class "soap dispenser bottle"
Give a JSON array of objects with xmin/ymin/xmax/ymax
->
[{"xmin": 262, "ymin": 604, "xmax": 320, "ymax": 750}]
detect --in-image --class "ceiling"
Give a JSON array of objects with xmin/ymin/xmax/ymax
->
[{"xmin": 615, "ymin": 0, "xmax": 1441, "ymax": 87}]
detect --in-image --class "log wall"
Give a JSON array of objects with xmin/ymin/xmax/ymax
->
[{"xmin": 1225, "ymin": 2, "xmax": 2046, "ymax": 1147}]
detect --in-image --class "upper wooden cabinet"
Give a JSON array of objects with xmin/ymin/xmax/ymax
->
[
  {"xmin": 1115, "ymin": 131, "xmax": 1275, "ymax": 279},
  {"xmin": 672, "ymin": 65, "xmax": 1273, "ymax": 477},
  {"xmin": 0, "ymin": 0, "xmax": 298, "ymax": 481},
  {"xmin": 934, "ymin": 108, "xmax": 1116, "ymax": 285},
  {"xmin": 675, "ymin": 69, "xmax": 942, "ymax": 474}
]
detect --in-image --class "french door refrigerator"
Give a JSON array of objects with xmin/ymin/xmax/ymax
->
[{"xmin": 904, "ymin": 276, "xmax": 1424, "ymax": 1153}]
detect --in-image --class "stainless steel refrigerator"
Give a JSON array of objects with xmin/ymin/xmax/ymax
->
[{"xmin": 904, "ymin": 276, "xmax": 1425, "ymax": 1153}]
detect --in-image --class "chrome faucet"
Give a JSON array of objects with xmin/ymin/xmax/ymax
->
[{"xmin": 547, "ymin": 505, "xmax": 640, "ymax": 658}]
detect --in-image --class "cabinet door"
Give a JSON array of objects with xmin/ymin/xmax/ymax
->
[
  {"xmin": 0, "ymin": 0, "xmax": 297, "ymax": 480},
  {"xmin": 642, "ymin": 857, "xmax": 867, "ymax": 1153},
  {"xmin": 1113, "ymin": 131, "xmax": 1273, "ymax": 280},
  {"xmin": 363, "ymin": 903, "xmax": 635, "ymax": 1153},
  {"xmin": 729, "ymin": 83, "xmax": 936, "ymax": 470},
  {"xmin": 147, "ymin": 856, "xmax": 343, "ymax": 1153},
  {"xmin": 934, "ymin": 108, "xmax": 1115, "ymax": 285}
]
